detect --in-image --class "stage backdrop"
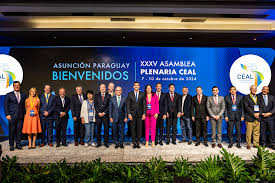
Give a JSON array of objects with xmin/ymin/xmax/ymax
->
[{"xmin": 0, "ymin": 47, "xmax": 274, "ymax": 136}]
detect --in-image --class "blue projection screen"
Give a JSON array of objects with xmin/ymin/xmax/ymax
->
[{"xmin": 0, "ymin": 46, "xmax": 274, "ymax": 136}]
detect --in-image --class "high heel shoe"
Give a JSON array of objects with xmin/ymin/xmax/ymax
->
[
  {"xmin": 152, "ymin": 141, "xmax": 155, "ymax": 148},
  {"xmin": 32, "ymin": 146, "xmax": 36, "ymax": 149},
  {"xmin": 28, "ymin": 147, "xmax": 32, "ymax": 149},
  {"xmin": 145, "ymin": 141, "xmax": 149, "ymax": 147}
]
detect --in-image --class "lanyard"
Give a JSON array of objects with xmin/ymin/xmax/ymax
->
[
  {"xmin": 45, "ymin": 93, "xmax": 50, "ymax": 103},
  {"xmin": 88, "ymin": 100, "xmax": 94, "ymax": 110},
  {"xmin": 231, "ymin": 95, "xmax": 236, "ymax": 105},
  {"xmin": 250, "ymin": 94, "xmax": 257, "ymax": 104},
  {"xmin": 30, "ymin": 98, "xmax": 36, "ymax": 109}
]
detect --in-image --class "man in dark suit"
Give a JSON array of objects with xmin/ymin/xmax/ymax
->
[
  {"xmin": 109, "ymin": 86, "xmax": 128, "ymax": 149},
  {"xmin": 94, "ymin": 83, "xmax": 111, "ymax": 148},
  {"xmin": 71, "ymin": 86, "xmax": 86, "ymax": 146},
  {"xmin": 178, "ymin": 87, "xmax": 193, "ymax": 145},
  {"xmin": 155, "ymin": 83, "xmax": 167, "ymax": 146},
  {"xmin": 191, "ymin": 86, "xmax": 209, "ymax": 147},
  {"xmin": 166, "ymin": 83, "xmax": 180, "ymax": 145},
  {"xmin": 259, "ymin": 86, "xmax": 275, "ymax": 149},
  {"xmin": 127, "ymin": 81, "xmax": 146, "ymax": 149},
  {"xmin": 54, "ymin": 88, "xmax": 71, "ymax": 147},
  {"xmin": 39, "ymin": 84, "xmax": 55, "ymax": 147},
  {"xmin": 4, "ymin": 81, "xmax": 26, "ymax": 151},
  {"xmin": 224, "ymin": 86, "xmax": 244, "ymax": 148},
  {"xmin": 243, "ymin": 85, "xmax": 264, "ymax": 149}
]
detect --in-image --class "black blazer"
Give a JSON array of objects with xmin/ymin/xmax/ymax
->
[
  {"xmin": 71, "ymin": 94, "xmax": 87, "ymax": 119},
  {"xmin": 166, "ymin": 92, "xmax": 180, "ymax": 118},
  {"xmin": 127, "ymin": 91, "xmax": 146, "ymax": 118},
  {"xmin": 94, "ymin": 92, "xmax": 111, "ymax": 117},
  {"xmin": 4, "ymin": 91, "xmax": 26, "ymax": 120},
  {"xmin": 156, "ymin": 91, "xmax": 167, "ymax": 118},
  {"xmin": 243, "ymin": 94, "xmax": 264, "ymax": 122},
  {"xmin": 178, "ymin": 94, "xmax": 192, "ymax": 118},
  {"xmin": 191, "ymin": 95, "xmax": 209, "ymax": 118},
  {"xmin": 259, "ymin": 94, "xmax": 275, "ymax": 120},
  {"xmin": 224, "ymin": 94, "xmax": 244, "ymax": 121},
  {"xmin": 54, "ymin": 96, "xmax": 71, "ymax": 119}
]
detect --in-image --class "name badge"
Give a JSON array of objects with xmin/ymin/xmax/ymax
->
[
  {"xmin": 88, "ymin": 109, "xmax": 94, "ymax": 117},
  {"xmin": 254, "ymin": 105, "xmax": 259, "ymax": 112},
  {"xmin": 232, "ymin": 105, "xmax": 237, "ymax": 111},
  {"xmin": 30, "ymin": 110, "xmax": 35, "ymax": 117},
  {"xmin": 147, "ymin": 104, "xmax": 151, "ymax": 110}
]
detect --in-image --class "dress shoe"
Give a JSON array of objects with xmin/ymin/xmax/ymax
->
[
  {"xmin": 218, "ymin": 144, "xmax": 222, "ymax": 148},
  {"xmin": 56, "ymin": 144, "xmax": 61, "ymax": 148},
  {"xmin": 97, "ymin": 143, "xmax": 102, "ymax": 147},
  {"xmin": 104, "ymin": 144, "xmax": 109, "ymax": 148},
  {"xmin": 115, "ymin": 144, "xmax": 119, "ymax": 148},
  {"xmin": 48, "ymin": 143, "xmax": 53, "ymax": 147},
  {"xmin": 203, "ymin": 142, "xmax": 209, "ymax": 147},
  {"xmin": 62, "ymin": 144, "xmax": 68, "ymax": 147},
  {"xmin": 120, "ymin": 144, "xmax": 124, "ymax": 149},
  {"xmin": 80, "ymin": 142, "xmax": 85, "ymax": 146},
  {"xmin": 246, "ymin": 145, "xmax": 251, "ymax": 149},
  {"xmin": 236, "ymin": 143, "xmax": 241, "ymax": 149},
  {"xmin": 166, "ymin": 141, "xmax": 170, "ymax": 145},
  {"xmin": 172, "ymin": 141, "xmax": 177, "ymax": 145},
  {"xmin": 133, "ymin": 144, "xmax": 137, "ymax": 149},
  {"xmin": 212, "ymin": 144, "xmax": 216, "ymax": 148},
  {"xmin": 15, "ymin": 145, "xmax": 22, "ymax": 150},
  {"xmin": 74, "ymin": 142, "xmax": 79, "ymax": 146},
  {"xmin": 10, "ymin": 146, "xmax": 15, "ymax": 151},
  {"xmin": 40, "ymin": 143, "xmax": 45, "ymax": 147},
  {"xmin": 188, "ymin": 141, "xmax": 192, "ymax": 145},
  {"xmin": 136, "ymin": 144, "xmax": 141, "ymax": 149},
  {"xmin": 159, "ymin": 141, "xmax": 163, "ymax": 146},
  {"xmin": 195, "ymin": 142, "xmax": 200, "ymax": 146},
  {"xmin": 155, "ymin": 141, "xmax": 158, "ymax": 145},
  {"xmin": 228, "ymin": 144, "xmax": 233, "ymax": 148}
]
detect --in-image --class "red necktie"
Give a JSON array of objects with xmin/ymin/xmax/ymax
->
[
  {"xmin": 198, "ymin": 95, "xmax": 201, "ymax": 104},
  {"xmin": 171, "ymin": 93, "xmax": 174, "ymax": 102},
  {"xmin": 102, "ymin": 94, "xmax": 105, "ymax": 102}
]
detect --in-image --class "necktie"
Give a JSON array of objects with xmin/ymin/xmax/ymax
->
[
  {"xmin": 102, "ymin": 94, "xmax": 105, "ymax": 102},
  {"xmin": 198, "ymin": 95, "xmax": 201, "ymax": 104},
  {"xmin": 232, "ymin": 95, "xmax": 235, "ymax": 105},
  {"xmin": 157, "ymin": 92, "xmax": 160, "ymax": 100},
  {"xmin": 62, "ymin": 98, "xmax": 64, "ymax": 107},
  {"xmin": 118, "ymin": 96, "xmax": 121, "ymax": 107},
  {"xmin": 171, "ymin": 93, "xmax": 174, "ymax": 102},
  {"xmin": 46, "ymin": 94, "xmax": 49, "ymax": 103},
  {"xmin": 264, "ymin": 95, "xmax": 268, "ymax": 106},
  {"xmin": 16, "ymin": 92, "xmax": 20, "ymax": 103},
  {"xmin": 135, "ymin": 92, "xmax": 138, "ymax": 102},
  {"xmin": 79, "ymin": 95, "xmax": 83, "ymax": 104},
  {"xmin": 214, "ymin": 96, "xmax": 218, "ymax": 104}
]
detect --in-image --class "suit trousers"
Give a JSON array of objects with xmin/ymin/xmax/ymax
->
[
  {"xmin": 130, "ymin": 116, "xmax": 142, "ymax": 144},
  {"xmin": 246, "ymin": 120, "xmax": 260, "ymax": 146},
  {"xmin": 96, "ymin": 116, "xmax": 109, "ymax": 144},
  {"xmin": 166, "ymin": 116, "xmax": 177, "ymax": 142},
  {"xmin": 55, "ymin": 117, "xmax": 68, "ymax": 145},
  {"xmin": 195, "ymin": 117, "xmax": 208, "ymax": 142},
  {"xmin": 74, "ymin": 118, "xmax": 85, "ymax": 143},
  {"xmin": 145, "ymin": 115, "xmax": 157, "ymax": 142},
  {"xmin": 260, "ymin": 118, "xmax": 275, "ymax": 146},
  {"xmin": 227, "ymin": 120, "xmax": 241, "ymax": 144},
  {"xmin": 156, "ymin": 116, "xmax": 164, "ymax": 142},
  {"xmin": 210, "ymin": 118, "xmax": 222, "ymax": 144},
  {"xmin": 113, "ymin": 120, "xmax": 125, "ymax": 145},
  {"xmin": 9, "ymin": 118, "xmax": 23, "ymax": 147},
  {"xmin": 40, "ymin": 118, "xmax": 54, "ymax": 144}
]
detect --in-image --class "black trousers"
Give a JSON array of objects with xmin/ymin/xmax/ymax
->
[
  {"xmin": 156, "ymin": 116, "xmax": 164, "ymax": 142},
  {"xmin": 55, "ymin": 117, "xmax": 68, "ymax": 145},
  {"xmin": 74, "ymin": 118, "xmax": 85, "ymax": 143},
  {"xmin": 261, "ymin": 118, "xmax": 275, "ymax": 146},
  {"xmin": 130, "ymin": 116, "xmax": 142, "ymax": 144},
  {"xmin": 96, "ymin": 116, "xmax": 109, "ymax": 144},
  {"xmin": 40, "ymin": 118, "xmax": 54, "ymax": 144},
  {"xmin": 9, "ymin": 118, "xmax": 23, "ymax": 147},
  {"xmin": 195, "ymin": 117, "xmax": 207, "ymax": 142},
  {"xmin": 166, "ymin": 116, "xmax": 177, "ymax": 142},
  {"xmin": 227, "ymin": 120, "xmax": 241, "ymax": 144}
]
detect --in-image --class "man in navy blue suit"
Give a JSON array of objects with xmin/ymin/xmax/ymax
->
[
  {"xmin": 109, "ymin": 86, "xmax": 128, "ymax": 149},
  {"xmin": 4, "ymin": 81, "xmax": 26, "ymax": 151},
  {"xmin": 54, "ymin": 88, "xmax": 71, "ymax": 147},
  {"xmin": 39, "ymin": 84, "xmax": 55, "ymax": 147}
]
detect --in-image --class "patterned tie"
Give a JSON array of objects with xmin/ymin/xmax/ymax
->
[{"xmin": 16, "ymin": 92, "xmax": 20, "ymax": 104}]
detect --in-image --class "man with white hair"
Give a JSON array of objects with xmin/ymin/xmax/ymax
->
[
  {"xmin": 71, "ymin": 86, "xmax": 87, "ymax": 146},
  {"xmin": 243, "ymin": 85, "xmax": 264, "ymax": 149}
]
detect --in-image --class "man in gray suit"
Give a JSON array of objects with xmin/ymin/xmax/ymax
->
[{"xmin": 207, "ymin": 86, "xmax": 225, "ymax": 148}]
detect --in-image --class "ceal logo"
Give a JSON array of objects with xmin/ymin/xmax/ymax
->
[
  {"xmin": 0, "ymin": 54, "xmax": 23, "ymax": 95},
  {"xmin": 230, "ymin": 54, "xmax": 271, "ymax": 95}
]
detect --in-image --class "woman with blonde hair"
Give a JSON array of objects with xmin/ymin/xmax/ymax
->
[{"xmin": 22, "ymin": 87, "xmax": 42, "ymax": 149}]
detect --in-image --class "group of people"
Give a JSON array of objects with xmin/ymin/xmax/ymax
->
[{"xmin": 4, "ymin": 81, "xmax": 275, "ymax": 151}]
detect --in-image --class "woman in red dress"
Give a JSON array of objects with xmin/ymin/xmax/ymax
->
[{"xmin": 22, "ymin": 87, "xmax": 42, "ymax": 149}]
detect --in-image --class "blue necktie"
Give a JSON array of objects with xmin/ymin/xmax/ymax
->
[
  {"xmin": 264, "ymin": 95, "xmax": 268, "ymax": 106},
  {"xmin": 135, "ymin": 92, "xmax": 138, "ymax": 102}
]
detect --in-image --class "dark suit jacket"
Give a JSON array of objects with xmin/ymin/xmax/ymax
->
[
  {"xmin": 191, "ymin": 95, "xmax": 209, "ymax": 118},
  {"xmin": 178, "ymin": 94, "xmax": 192, "ymax": 118},
  {"xmin": 109, "ymin": 95, "xmax": 127, "ymax": 122},
  {"xmin": 259, "ymin": 94, "xmax": 275, "ymax": 120},
  {"xmin": 94, "ymin": 92, "xmax": 111, "ymax": 117},
  {"xmin": 54, "ymin": 96, "xmax": 71, "ymax": 119},
  {"xmin": 243, "ymin": 94, "xmax": 264, "ymax": 122},
  {"xmin": 71, "ymin": 94, "xmax": 87, "ymax": 119},
  {"xmin": 4, "ymin": 91, "xmax": 26, "ymax": 120},
  {"xmin": 39, "ymin": 93, "xmax": 56, "ymax": 120},
  {"xmin": 127, "ymin": 91, "xmax": 146, "ymax": 118},
  {"xmin": 224, "ymin": 94, "xmax": 244, "ymax": 121},
  {"xmin": 156, "ymin": 92, "xmax": 167, "ymax": 118},
  {"xmin": 166, "ymin": 92, "xmax": 180, "ymax": 118}
]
